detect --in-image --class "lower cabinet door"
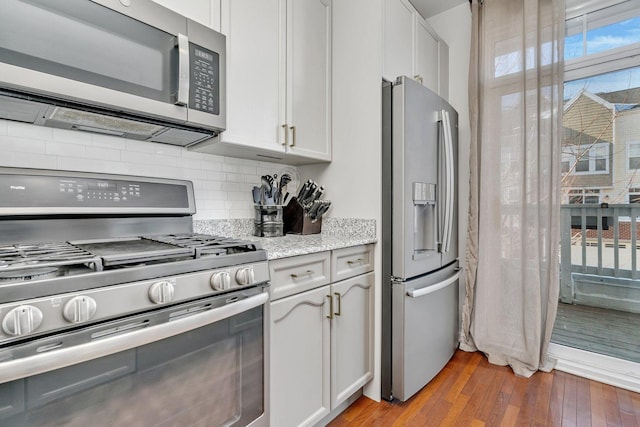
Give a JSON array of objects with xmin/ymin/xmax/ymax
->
[
  {"xmin": 330, "ymin": 272, "xmax": 375, "ymax": 408},
  {"xmin": 270, "ymin": 285, "xmax": 330, "ymax": 427}
]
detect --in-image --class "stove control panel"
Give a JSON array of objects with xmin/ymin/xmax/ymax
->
[
  {"xmin": 0, "ymin": 170, "xmax": 195, "ymax": 215},
  {"xmin": 0, "ymin": 261, "xmax": 269, "ymax": 343}
]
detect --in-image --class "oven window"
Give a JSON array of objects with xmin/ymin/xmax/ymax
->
[{"xmin": 0, "ymin": 305, "xmax": 264, "ymax": 426}]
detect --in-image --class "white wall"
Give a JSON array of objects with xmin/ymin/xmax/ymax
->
[
  {"xmin": 428, "ymin": 3, "xmax": 472, "ymax": 275},
  {"xmin": 299, "ymin": 0, "xmax": 384, "ymax": 401},
  {"xmin": 0, "ymin": 119, "xmax": 286, "ymax": 220}
]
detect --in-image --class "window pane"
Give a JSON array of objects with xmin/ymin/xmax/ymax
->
[
  {"xmin": 562, "ymin": 161, "xmax": 570, "ymax": 173},
  {"xmin": 575, "ymin": 159, "xmax": 589, "ymax": 172},
  {"xmin": 630, "ymin": 194, "xmax": 640, "ymax": 203},
  {"xmin": 565, "ymin": 15, "xmax": 584, "ymax": 60},
  {"xmin": 569, "ymin": 195, "xmax": 583, "ymax": 204},
  {"xmin": 585, "ymin": 196, "xmax": 599, "ymax": 203},
  {"xmin": 630, "ymin": 157, "xmax": 640, "ymax": 170},
  {"xmin": 595, "ymin": 158, "xmax": 606, "ymax": 171},
  {"xmin": 586, "ymin": 16, "xmax": 640, "ymax": 55},
  {"xmin": 565, "ymin": 66, "xmax": 640, "ymax": 100}
]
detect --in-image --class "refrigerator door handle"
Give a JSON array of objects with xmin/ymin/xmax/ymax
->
[
  {"xmin": 406, "ymin": 268, "xmax": 462, "ymax": 298},
  {"xmin": 442, "ymin": 109, "xmax": 455, "ymax": 253}
]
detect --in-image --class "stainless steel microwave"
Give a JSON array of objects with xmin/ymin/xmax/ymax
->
[{"xmin": 0, "ymin": 0, "xmax": 226, "ymax": 147}]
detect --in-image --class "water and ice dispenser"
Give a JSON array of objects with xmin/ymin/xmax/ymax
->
[{"xmin": 412, "ymin": 182, "xmax": 437, "ymax": 256}]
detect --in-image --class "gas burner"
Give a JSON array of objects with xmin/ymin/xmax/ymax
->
[{"xmin": 0, "ymin": 267, "xmax": 59, "ymax": 282}]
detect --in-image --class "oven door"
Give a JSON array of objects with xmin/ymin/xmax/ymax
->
[{"xmin": 0, "ymin": 288, "xmax": 268, "ymax": 427}]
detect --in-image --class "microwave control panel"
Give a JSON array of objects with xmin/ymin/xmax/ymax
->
[{"xmin": 190, "ymin": 44, "xmax": 220, "ymax": 115}]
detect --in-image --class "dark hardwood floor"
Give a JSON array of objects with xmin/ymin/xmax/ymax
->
[{"xmin": 328, "ymin": 350, "xmax": 640, "ymax": 426}]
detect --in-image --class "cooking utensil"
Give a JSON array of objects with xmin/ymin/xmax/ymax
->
[
  {"xmin": 252, "ymin": 186, "xmax": 261, "ymax": 204},
  {"xmin": 277, "ymin": 166, "xmax": 301, "ymax": 197},
  {"xmin": 275, "ymin": 173, "xmax": 291, "ymax": 204},
  {"xmin": 261, "ymin": 175, "xmax": 273, "ymax": 204}
]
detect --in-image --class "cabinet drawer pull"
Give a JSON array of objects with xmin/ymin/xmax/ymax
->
[
  {"xmin": 347, "ymin": 258, "xmax": 364, "ymax": 266},
  {"xmin": 334, "ymin": 292, "xmax": 342, "ymax": 316},
  {"xmin": 289, "ymin": 125, "xmax": 296, "ymax": 147},
  {"xmin": 282, "ymin": 124, "xmax": 288, "ymax": 146},
  {"xmin": 290, "ymin": 270, "xmax": 314, "ymax": 279},
  {"xmin": 326, "ymin": 294, "xmax": 333, "ymax": 319}
]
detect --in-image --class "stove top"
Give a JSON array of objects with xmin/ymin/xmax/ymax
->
[
  {"xmin": 0, "ymin": 232, "xmax": 267, "ymax": 315},
  {"xmin": 0, "ymin": 234, "xmax": 262, "ymax": 279}
]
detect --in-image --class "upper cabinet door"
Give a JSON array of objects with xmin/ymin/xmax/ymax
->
[
  {"xmin": 414, "ymin": 17, "xmax": 439, "ymax": 93},
  {"xmin": 286, "ymin": 0, "xmax": 332, "ymax": 161},
  {"xmin": 152, "ymin": 0, "xmax": 220, "ymax": 30},
  {"xmin": 220, "ymin": 0, "xmax": 286, "ymax": 154},
  {"xmin": 383, "ymin": 0, "xmax": 414, "ymax": 82}
]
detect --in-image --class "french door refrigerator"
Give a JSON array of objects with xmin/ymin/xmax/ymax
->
[{"xmin": 382, "ymin": 76, "xmax": 461, "ymax": 402}]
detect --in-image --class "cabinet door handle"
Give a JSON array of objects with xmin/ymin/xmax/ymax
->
[
  {"xmin": 282, "ymin": 124, "xmax": 288, "ymax": 146},
  {"xmin": 414, "ymin": 74, "xmax": 424, "ymax": 84},
  {"xmin": 347, "ymin": 258, "xmax": 363, "ymax": 266},
  {"xmin": 326, "ymin": 294, "xmax": 333, "ymax": 319},
  {"xmin": 290, "ymin": 270, "xmax": 314, "ymax": 279},
  {"xmin": 289, "ymin": 125, "xmax": 296, "ymax": 147},
  {"xmin": 334, "ymin": 292, "xmax": 342, "ymax": 316}
]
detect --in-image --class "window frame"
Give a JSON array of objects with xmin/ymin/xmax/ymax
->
[
  {"xmin": 562, "ymin": 142, "xmax": 611, "ymax": 175},
  {"xmin": 626, "ymin": 141, "xmax": 640, "ymax": 172}
]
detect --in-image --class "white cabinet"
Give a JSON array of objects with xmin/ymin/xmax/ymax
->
[
  {"xmin": 151, "ymin": 0, "xmax": 220, "ymax": 30},
  {"xmin": 270, "ymin": 285, "xmax": 331, "ymax": 427},
  {"xmin": 383, "ymin": 0, "xmax": 414, "ymax": 82},
  {"xmin": 382, "ymin": 0, "xmax": 449, "ymax": 99},
  {"xmin": 414, "ymin": 17, "xmax": 439, "ymax": 93},
  {"xmin": 330, "ymin": 272, "xmax": 374, "ymax": 409},
  {"xmin": 269, "ymin": 245, "xmax": 374, "ymax": 427},
  {"xmin": 194, "ymin": 0, "xmax": 331, "ymax": 165}
]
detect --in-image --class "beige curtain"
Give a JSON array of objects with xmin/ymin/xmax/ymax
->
[{"xmin": 460, "ymin": 0, "xmax": 565, "ymax": 377}]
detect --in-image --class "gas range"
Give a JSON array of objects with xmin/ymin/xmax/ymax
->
[{"xmin": 0, "ymin": 168, "xmax": 269, "ymax": 345}]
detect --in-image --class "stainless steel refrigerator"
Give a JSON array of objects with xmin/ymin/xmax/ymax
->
[{"xmin": 382, "ymin": 76, "xmax": 461, "ymax": 402}]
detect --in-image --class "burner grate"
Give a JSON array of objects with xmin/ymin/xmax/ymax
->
[
  {"xmin": 0, "ymin": 242, "xmax": 103, "ymax": 272},
  {"xmin": 146, "ymin": 234, "xmax": 260, "ymax": 258}
]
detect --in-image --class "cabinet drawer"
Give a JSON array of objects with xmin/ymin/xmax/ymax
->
[
  {"xmin": 269, "ymin": 252, "xmax": 331, "ymax": 301},
  {"xmin": 331, "ymin": 244, "xmax": 374, "ymax": 283}
]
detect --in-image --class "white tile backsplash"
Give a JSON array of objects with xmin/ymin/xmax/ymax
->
[{"xmin": 0, "ymin": 119, "xmax": 293, "ymax": 220}]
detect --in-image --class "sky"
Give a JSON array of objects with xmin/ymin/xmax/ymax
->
[{"xmin": 564, "ymin": 16, "xmax": 640, "ymax": 100}]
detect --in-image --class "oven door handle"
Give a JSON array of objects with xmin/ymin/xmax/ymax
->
[{"xmin": 0, "ymin": 291, "xmax": 269, "ymax": 385}]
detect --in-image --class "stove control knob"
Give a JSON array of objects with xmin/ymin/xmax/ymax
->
[
  {"xmin": 63, "ymin": 296, "xmax": 98, "ymax": 323},
  {"xmin": 2, "ymin": 305, "xmax": 43, "ymax": 336},
  {"xmin": 148, "ymin": 281, "xmax": 175, "ymax": 304},
  {"xmin": 236, "ymin": 267, "xmax": 255, "ymax": 286},
  {"xmin": 210, "ymin": 271, "xmax": 231, "ymax": 291}
]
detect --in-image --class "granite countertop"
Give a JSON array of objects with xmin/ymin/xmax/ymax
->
[{"xmin": 194, "ymin": 218, "xmax": 377, "ymax": 260}]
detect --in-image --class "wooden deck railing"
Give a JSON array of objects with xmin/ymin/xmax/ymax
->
[{"xmin": 560, "ymin": 204, "xmax": 640, "ymax": 313}]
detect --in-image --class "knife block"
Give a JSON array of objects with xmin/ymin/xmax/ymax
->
[{"xmin": 284, "ymin": 197, "xmax": 322, "ymax": 235}]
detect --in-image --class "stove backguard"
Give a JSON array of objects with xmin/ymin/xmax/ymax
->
[{"xmin": 0, "ymin": 168, "xmax": 197, "ymax": 245}]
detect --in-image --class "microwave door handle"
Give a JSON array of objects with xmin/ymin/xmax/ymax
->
[
  {"xmin": 0, "ymin": 291, "xmax": 268, "ymax": 385},
  {"xmin": 175, "ymin": 33, "xmax": 189, "ymax": 106}
]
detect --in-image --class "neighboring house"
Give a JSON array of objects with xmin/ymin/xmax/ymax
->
[{"xmin": 562, "ymin": 88, "xmax": 640, "ymax": 205}]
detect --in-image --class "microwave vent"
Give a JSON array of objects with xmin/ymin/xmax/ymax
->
[
  {"xmin": 48, "ymin": 107, "xmax": 164, "ymax": 136},
  {"xmin": 149, "ymin": 127, "xmax": 213, "ymax": 146}
]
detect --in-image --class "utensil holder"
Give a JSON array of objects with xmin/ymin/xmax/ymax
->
[
  {"xmin": 253, "ymin": 204, "xmax": 284, "ymax": 237},
  {"xmin": 283, "ymin": 197, "xmax": 322, "ymax": 235}
]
